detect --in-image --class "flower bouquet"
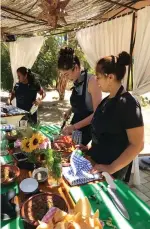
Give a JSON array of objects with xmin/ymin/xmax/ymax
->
[
  {"xmin": 14, "ymin": 123, "xmax": 62, "ymax": 185},
  {"xmin": 14, "ymin": 125, "xmax": 50, "ymax": 165}
]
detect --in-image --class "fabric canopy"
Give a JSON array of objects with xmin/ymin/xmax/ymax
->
[
  {"xmin": 9, "ymin": 36, "xmax": 44, "ymax": 84},
  {"xmin": 133, "ymin": 6, "xmax": 150, "ymax": 97}
]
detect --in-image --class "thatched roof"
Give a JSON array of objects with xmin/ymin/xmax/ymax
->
[{"xmin": 1, "ymin": 0, "xmax": 150, "ymax": 35}]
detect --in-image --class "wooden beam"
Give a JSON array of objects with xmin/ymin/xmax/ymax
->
[
  {"xmin": 1, "ymin": 15, "xmax": 34, "ymax": 24},
  {"xmin": 1, "ymin": 6, "xmax": 37, "ymax": 20},
  {"xmin": 110, "ymin": 1, "xmax": 136, "ymax": 19},
  {"xmin": 104, "ymin": 0, "xmax": 138, "ymax": 11},
  {"xmin": 2, "ymin": 7, "xmax": 46, "ymax": 25},
  {"xmin": 24, "ymin": 0, "xmax": 38, "ymax": 14}
]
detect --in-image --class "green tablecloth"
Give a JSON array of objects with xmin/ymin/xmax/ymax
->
[
  {"xmin": 70, "ymin": 180, "xmax": 150, "ymax": 229},
  {"xmin": 40, "ymin": 125, "xmax": 60, "ymax": 141},
  {"xmin": 1, "ymin": 217, "xmax": 24, "ymax": 229}
]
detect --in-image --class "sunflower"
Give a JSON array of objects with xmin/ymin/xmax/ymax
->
[
  {"xmin": 21, "ymin": 138, "xmax": 32, "ymax": 153},
  {"xmin": 29, "ymin": 133, "xmax": 43, "ymax": 151}
]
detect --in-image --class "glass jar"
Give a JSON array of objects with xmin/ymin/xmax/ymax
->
[{"xmin": 48, "ymin": 164, "xmax": 62, "ymax": 187}]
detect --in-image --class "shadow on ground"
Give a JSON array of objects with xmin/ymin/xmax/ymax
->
[{"xmin": 38, "ymin": 100, "xmax": 70, "ymax": 124}]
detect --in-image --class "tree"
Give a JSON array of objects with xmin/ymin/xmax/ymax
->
[
  {"xmin": 32, "ymin": 36, "xmax": 59, "ymax": 88},
  {"xmin": 1, "ymin": 43, "xmax": 13, "ymax": 91}
]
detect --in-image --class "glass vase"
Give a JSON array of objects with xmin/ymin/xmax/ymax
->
[{"xmin": 48, "ymin": 164, "xmax": 62, "ymax": 187}]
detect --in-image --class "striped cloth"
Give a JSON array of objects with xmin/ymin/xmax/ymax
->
[{"xmin": 62, "ymin": 150, "xmax": 101, "ymax": 186}]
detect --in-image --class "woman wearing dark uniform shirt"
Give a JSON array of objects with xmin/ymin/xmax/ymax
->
[
  {"xmin": 80, "ymin": 51, "xmax": 144, "ymax": 179},
  {"xmin": 8, "ymin": 67, "xmax": 46, "ymax": 124},
  {"xmin": 58, "ymin": 48, "xmax": 102, "ymax": 145}
]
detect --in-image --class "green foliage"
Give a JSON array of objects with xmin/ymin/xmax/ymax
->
[
  {"xmin": 1, "ymin": 43, "xmax": 13, "ymax": 91},
  {"xmin": 140, "ymin": 96, "xmax": 150, "ymax": 107},
  {"xmin": 32, "ymin": 36, "xmax": 59, "ymax": 88}
]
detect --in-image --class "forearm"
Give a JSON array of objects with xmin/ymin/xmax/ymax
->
[
  {"xmin": 111, "ymin": 143, "xmax": 144, "ymax": 174},
  {"xmin": 74, "ymin": 113, "xmax": 93, "ymax": 130},
  {"xmin": 40, "ymin": 91, "xmax": 46, "ymax": 100},
  {"xmin": 8, "ymin": 93, "xmax": 15, "ymax": 104}
]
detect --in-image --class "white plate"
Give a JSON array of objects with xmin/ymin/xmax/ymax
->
[{"xmin": 19, "ymin": 178, "xmax": 38, "ymax": 193}]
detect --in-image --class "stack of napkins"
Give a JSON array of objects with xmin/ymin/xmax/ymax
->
[{"xmin": 62, "ymin": 150, "xmax": 101, "ymax": 186}]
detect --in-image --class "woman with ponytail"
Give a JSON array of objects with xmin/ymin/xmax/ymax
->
[
  {"xmin": 58, "ymin": 47, "xmax": 102, "ymax": 145},
  {"xmin": 8, "ymin": 67, "xmax": 46, "ymax": 124},
  {"xmin": 80, "ymin": 51, "xmax": 144, "ymax": 179}
]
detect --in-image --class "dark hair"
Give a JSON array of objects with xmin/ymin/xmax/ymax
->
[
  {"xmin": 58, "ymin": 47, "xmax": 80, "ymax": 70},
  {"xmin": 96, "ymin": 51, "xmax": 131, "ymax": 81},
  {"xmin": 17, "ymin": 67, "xmax": 35, "ymax": 84}
]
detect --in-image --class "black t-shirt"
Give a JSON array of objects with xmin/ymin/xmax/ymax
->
[
  {"xmin": 14, "ymin": 82, "xmax": 41, "ymax": 112},
  {"xmin": 89, "ymin": 92, "xmax": 144, "ymax": 164}
]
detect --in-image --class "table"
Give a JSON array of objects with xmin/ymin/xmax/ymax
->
[
  {"xmin": 1, "ymin": 152, "xmax": 74, "ymax": 229},
  {"xmin": 1, "ymin": 125, "xmax": 150, "ymax": 229},
  {"xmin": 2, "ymin": 152, "xmax": 150, "ymax": 229}
]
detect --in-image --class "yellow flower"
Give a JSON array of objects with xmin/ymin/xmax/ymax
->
[
  {"xmin": 21, "ymin": 138, "xmax": 32, "ymax": 153},
  {"xmin": 29, "ymin": 133, "xmax": 43, "ymax": 151}
]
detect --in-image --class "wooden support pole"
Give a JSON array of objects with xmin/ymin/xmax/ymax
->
[{"xmin": 127, "ymin": 12, "xmax": 136, "ymax": 91}]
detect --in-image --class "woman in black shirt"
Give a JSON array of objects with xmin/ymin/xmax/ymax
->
[
  {"xmin": 81, "ymin": 51, "xmax": 144, "ymax": 179},
  {"xmin": 58, "ymin": 48, "xmax": 102, "ymax": 145},
  {"xmin": 8, "ymin": 67, "xmax": 46, "ymax": 124}
]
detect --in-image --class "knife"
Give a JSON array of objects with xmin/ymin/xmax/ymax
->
[
  {"xmin": 61, "ymin": 120, "xmax": 66, "ymax": 131},
  {"xmin": 54, "ymin": 119, "xmax": 67, "ymax": 140},
  {"xmin": 102, "ymin": 172, "xmax": 130, "ymax": 220}
]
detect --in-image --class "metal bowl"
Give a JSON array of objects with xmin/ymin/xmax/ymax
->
[{"xmin": 32, "ymin": 167, "xmax": 48, "ymax": 183}]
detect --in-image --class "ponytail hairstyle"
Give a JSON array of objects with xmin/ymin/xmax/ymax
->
[
  {"xmin": 17, "ymin": 67, "xmax": 35, "ymax": 84},
  {"xmin": 58, "ymin": 47, "xmax": 80, "ymax": 70},
  {"xmin": 96, "ymin": 51, "xmax": 131, "ymax": 81}
]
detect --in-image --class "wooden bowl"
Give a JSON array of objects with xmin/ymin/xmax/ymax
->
[
  {"xmin": 20, "ymin": 192, "xmax": 68, "ymax": 226},
  {"xmin": 1, "ymin": 164, "xmax": 20, "ymax": 185}
]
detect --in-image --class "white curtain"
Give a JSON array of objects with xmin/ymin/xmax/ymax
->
[
  {"xmin": 76, "ymin": 14, "xmax": 133, "ymax": 86},
  {"xmin": 130, "ymin": 6, "xmax": 150, "ymax": 186},
  {"xmin": 133, "ymin": 6, "xmax": 150, "ymax": 97},
  {"xmin": 9, "ymin": 36, "xmax": 44, "ymax": 84}
]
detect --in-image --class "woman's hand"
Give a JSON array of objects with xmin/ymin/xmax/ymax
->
[
  {"xmin": 75, "ymin": 144, "xmax": 88, "ymax": 152},
  {"xmin": 62, "ymin": 125, "xmax": 75, "ymax": 135},
  {"xmin": 33, "ymin": 98, "xmax": 41, "ymax": 106},
  {"xmin": 91, "ymin": 164, "xmax": 114, "ymax": 174}
]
